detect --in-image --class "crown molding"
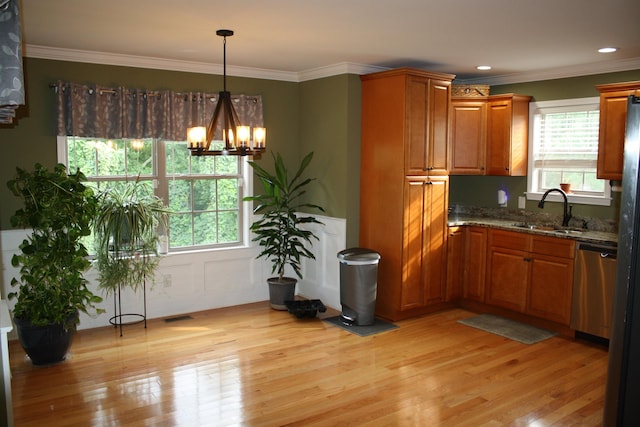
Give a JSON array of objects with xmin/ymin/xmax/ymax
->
[
  {"xmin": 24, "ymin": 44, "xmax": 301, "ymax": 82},
  {"xmin": 297, "ymin": 63, "xmax": 389, "ymax": 82},
  {"xmin": 25, "ymin": 44, "xmax": 640, "ymax": 85},
  {"xmin": 457, "ymin": 57, "xmax": 640, "ymax": 86},
  {"xmin": 25, "ymin": 44, "xmax": 388, "ymax": 82}
]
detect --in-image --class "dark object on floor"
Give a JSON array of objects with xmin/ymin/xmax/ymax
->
[
  {"xmin": 458, "ymin": 314, "xmax": 557, "ymax": 344},
  {"xmin": 323, "ymin": 315, "xmax": 398, "ymax": 337},
  {"xmin": 164, "ymin": 315, "xmax": 194, "ymax": 323},
  {"xmin": 285, "ymin": 300, "xmax": 327, "ymax": 318}
]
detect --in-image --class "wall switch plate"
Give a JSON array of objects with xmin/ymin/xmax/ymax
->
[{"xmin": 518, "ymin": 196, "xmax": 526, "ymax": 209}]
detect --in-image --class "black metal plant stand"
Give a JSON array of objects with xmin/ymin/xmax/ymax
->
[{"xmin": 109, "ymin": 277, "xmax": 147, "ymax": 337}]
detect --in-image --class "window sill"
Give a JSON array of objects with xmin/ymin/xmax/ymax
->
[{"xmin": 525, "ymin": 192, "xmax": 612, "ymax": 207}]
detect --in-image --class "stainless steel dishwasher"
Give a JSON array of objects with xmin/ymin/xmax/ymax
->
[{"xmin": 571, "ymin": 242, "xmax": 617, "ymax": 339}]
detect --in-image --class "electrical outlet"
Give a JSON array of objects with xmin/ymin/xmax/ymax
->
[{"xmin": 518, "ymin": 196, "xmax": 526, "ymax": 210}]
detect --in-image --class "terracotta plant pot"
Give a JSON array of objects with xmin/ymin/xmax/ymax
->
[{"xmin": 560, "ymin": 183, "xmax": 571, "ymax": 193}]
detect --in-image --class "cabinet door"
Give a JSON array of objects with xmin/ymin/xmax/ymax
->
[
  {"xmin": 527, "ymin": 254, "xmax": 574, "ymax": 325},
  {"xmin": 485, "ymin": 98, "xmax": 512, "ymax": 176},
  {"xmin": 597, "ymin": 90, "xmax": 633, "ymax": 180},
  {"xmin": 401, "ymin": 177, "xmax": 448, "ymax": 310},
  {"xmin": 423, "ymin": 178, "xmax": 448, "ymax": 305},
  {"xmin": 402, "ymin": 179, "xmax": 428, "ymax": 310},
  {"xmin": 485, "ymin": 95, "xmax": 530, "ymax": 176},
  {"xmin": 449, "ymin": 99, "xmax": 487, "ymax": 175},
  {"xmin": 486, "ymin": 247, "xmax": 529, "ymax": 312},
  {"xmin": 446, "ymin": 227, "xmax": 464, "ymax": 302},
  {"xmin": 463, "ymin": 227, "xmax": 487, "ymax": 302},
  {"xmin": 406, "ymin": 77, "xmax": 451, "ymax": 176}
]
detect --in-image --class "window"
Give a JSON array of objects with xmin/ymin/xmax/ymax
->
[
  {"xmin": 527, "ymin": 97, "xmax": 611, "ymax": 206},
  {"xmin": 58, "ymin": 136, "xmax": 252, "ymax": 252}
]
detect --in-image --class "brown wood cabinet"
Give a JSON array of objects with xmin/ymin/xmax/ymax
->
[
  {"xmin": 596, "ymin": 81, "xmax": 640, "ymax": 180},
  {"xmin": 449, "ymin": 94, "xmax": 531, "ymax": 176},
  {"xmin": 485, "ymin": 229, "xmax": 575, "ymax": 325},
  {"xmin": 527, "ymin": 235, "xmax": 575, "ymax": 325},
  {"xmin": 446, "ymin": 226, "xmax": 465, "ymax": 302},
  {"xmin": 485, "ymin": 94, "xmax": 531, "ymax": 176},
  {"xmin": 359, "ymin": 68, "xmax": 454, "ymax": 321},
  {"xmin": 402, "ymin": 177, "xmax": 448, "ymax": 309},
  {"xmin": 463, "ymin": 227, "xmax": 487, "ymax": 302},
  {"xmin": 449, "ymin": 98, "xmax": 487, "ymax": 174},
  {"xmin": 486, "ymin": 230, "xmax": 530, "ymax": 312},
  {"xmin": 406, "ymin": 75, "xmax": 453, "ymax": 176}
]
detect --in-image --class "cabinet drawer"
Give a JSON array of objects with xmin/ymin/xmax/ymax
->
[
  {"xmin": 531, "ymin": 235, "xmax": 575, "ymax": 259},
  {"xmin": 489, "ymin": 229, "xmax": 529, "ymax": 251}
]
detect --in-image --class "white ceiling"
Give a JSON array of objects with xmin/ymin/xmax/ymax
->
[{"xmin": 20, "ymin": 0, "xmax": 640, "ymax": 84}]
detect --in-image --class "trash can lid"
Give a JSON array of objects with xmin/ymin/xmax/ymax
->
[{"xmin": 337, "ymin": 247, "xmax": 381, "ymax": 264}]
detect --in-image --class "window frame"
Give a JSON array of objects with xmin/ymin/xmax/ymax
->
[
  {"xmin": 526, "ymin": 97, "xmax": 611, "ymax": 206},
  {"xmin": 57, "ymin": 136, "xmax": 254, "ymax": 253}
]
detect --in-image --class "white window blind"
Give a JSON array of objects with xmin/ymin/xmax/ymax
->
[{"xmin": 528, "ymin": 98, "xmax": 610, "ymax": 205}]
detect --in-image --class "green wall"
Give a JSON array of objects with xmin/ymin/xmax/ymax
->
[
  {"xmin": 2, "ymin": 57, "xmax": 639, "ymax": 243},
  {"xmin": 299, "ymin": 74, "xmax": 362, "ymax": 246},
  {"xmin": 450, "ymin": 69, "xmax": 640, "ymax": 222},
  {"xmin": 0, "ymin": 57, "xmax": 302, "ymax": 230}
]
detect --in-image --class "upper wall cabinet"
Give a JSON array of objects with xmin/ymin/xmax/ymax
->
[
  {"xmin": 360, "ymin": 67, "xmax": 455, "ymax": 178},
  {"xmin": 596, "ymin": 81, "xmax": 640, "ymax": 181},
  {"xmin": 449, "ymin": 98, "xmax": 488, "ymax": 174},
  {"xmin": 406, "ymin": 75, "xmax": 453, "ymax": 176},
  {"xmin": 450, "ymin": 94, "xmax": 531, "ymax": 176}
]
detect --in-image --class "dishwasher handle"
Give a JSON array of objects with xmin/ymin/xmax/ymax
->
[{"xmin": 577, "ymin": 243, "xmax": 617, "ymax": 259}]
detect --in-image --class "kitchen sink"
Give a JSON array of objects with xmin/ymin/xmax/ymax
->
[
  {"xmin": 510, "ymin": 223, "xmax": 583, "ymax": 235},
  {"xmin": 552, "ymin": 229, "xmax": 583, "ymax": 235}
]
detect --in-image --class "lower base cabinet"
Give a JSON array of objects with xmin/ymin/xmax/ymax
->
[
  {"xmin": 464, "ymin": 227, "xmax": 487, "ymax": 303},
  {"xmin": 486, "ymin": 229, "xmax": 575, "ymax": 326}
]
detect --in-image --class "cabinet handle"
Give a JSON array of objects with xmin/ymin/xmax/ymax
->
[
  {"xmin": 523, "ymin": 257, "xmax": 532, "ymax": 262},
  {"xmin": 505, "ymin": 167, "xmax": 510, "ymax": 171}
]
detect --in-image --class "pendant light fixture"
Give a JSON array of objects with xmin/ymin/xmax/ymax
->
[{"xmin": 187, "ymin": 29, "xmax": 266, "ymax": 157}]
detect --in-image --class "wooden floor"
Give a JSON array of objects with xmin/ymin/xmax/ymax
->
[{"xmin": 9, "ymin": 302, "xmax": 609, "ymax": 426}]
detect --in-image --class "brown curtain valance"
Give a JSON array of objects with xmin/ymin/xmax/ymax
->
[{"xmin": 53, "ymin": 81, "xmax": 264, "ymax": 141}]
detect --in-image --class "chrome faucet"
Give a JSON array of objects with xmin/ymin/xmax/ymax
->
[{"xmin": 538, "ymin": 188, "xmax": 572, "ymax": 227}]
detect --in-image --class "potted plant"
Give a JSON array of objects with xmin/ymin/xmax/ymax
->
[
  {"xmin": 92, "ymin": 180, "xmax": 169, "ymax": 295},
  {"xmin": 244, "ymin": 151, "xmax": 325, "ymax": 310},
  {"xmin": 7, "ymin": 163, "xmax": 104, "ymax": 365}
]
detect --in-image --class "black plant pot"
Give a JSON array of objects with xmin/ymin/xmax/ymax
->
[
  {"xmin": 267, "ymin": 277, "xmax": 297, "ymax": 310},
  {"xmin": 14, "ymin": 312, "xmax": 78, "ymax": 365}
]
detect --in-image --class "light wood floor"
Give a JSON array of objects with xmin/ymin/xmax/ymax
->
[{"xmin": 9, "ymin": 302, "xmax": 609, "ymax": 426}]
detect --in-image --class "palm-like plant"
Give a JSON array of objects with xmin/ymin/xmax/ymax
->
[{"xmin": 245, "ymin": 151, "xmax": 325, "ymax": 280}]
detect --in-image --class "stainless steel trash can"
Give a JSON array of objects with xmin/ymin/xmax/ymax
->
[{"xmin": 338, "ymin": 248, "xmax": 381, "ymax": 326}]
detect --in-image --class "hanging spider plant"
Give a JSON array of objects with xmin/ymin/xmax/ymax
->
[{"xmin": 93, "ymin": 180, "xmax": 170, "ymax": 293}]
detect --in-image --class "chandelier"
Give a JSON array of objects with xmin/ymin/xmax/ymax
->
[{"xmin": 187, "ymin": 29, "xmax": 266, "ymax": 157}]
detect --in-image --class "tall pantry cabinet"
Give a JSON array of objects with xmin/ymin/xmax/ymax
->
[{"xmin": 359, "ymin": 68, "xmax": 455, "ymax": 321}]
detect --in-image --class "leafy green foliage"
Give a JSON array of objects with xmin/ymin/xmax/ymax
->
[
  {"xmin": 93, "ymin": 180, "xmax": 170, "ymax": 293},
  {"xmin": 244, "ymin": 152, "xmax": 325, "ymax": 280},
  {"xmin": 7, "ymin": 163, "xmax": 104, "ymax": 326}
]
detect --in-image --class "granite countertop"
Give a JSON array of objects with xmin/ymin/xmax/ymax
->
[{"xmin": 448, "ymin": 216, "xmax": 618, "ymax": 246}]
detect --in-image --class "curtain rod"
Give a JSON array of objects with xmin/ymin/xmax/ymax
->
[{"xmin": 48, "ymin": 83, "xmax": 260, "ymax": 104}]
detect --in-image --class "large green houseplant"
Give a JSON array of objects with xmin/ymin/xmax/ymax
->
[
  {"xmin": 244, "ymin": 151, "xmax": 325, "ymax": 309},
  {"xmin": 7, "ymin": 163, "xmax": 104, "ymax": 365},
  {"xmin": 92, "ymin": 180, "xmax": 169, "ymax": 294}
]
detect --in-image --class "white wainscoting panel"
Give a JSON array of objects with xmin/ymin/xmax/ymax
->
[{"xmin": 1, "ymin": 213, "xmax": 346, "ymax": 334}]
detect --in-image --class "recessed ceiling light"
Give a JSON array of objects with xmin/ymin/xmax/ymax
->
[
  {"xmin": 598, "ymin": 47, "xmax": 618, "ymax": 53},
  {"xmin": 476, "ymin": 65, "xmax": 492, "ymax": 71}
]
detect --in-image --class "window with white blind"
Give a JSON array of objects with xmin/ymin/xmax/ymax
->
[{"xmin": 527, "ymin": 97, "xmax": 611, "ymax": 206}]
